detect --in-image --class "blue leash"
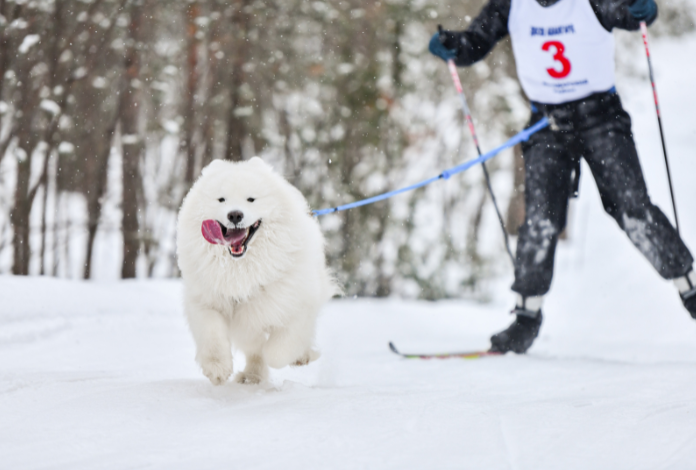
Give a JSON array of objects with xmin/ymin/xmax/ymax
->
[{"xmin": 312, "ymin": 117, "xmax": 548, "ymax": 217}]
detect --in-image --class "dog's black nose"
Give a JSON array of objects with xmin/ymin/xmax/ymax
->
[{"xmin": 227, "ymin": 210, "xmax": 244, "ymax": 225}]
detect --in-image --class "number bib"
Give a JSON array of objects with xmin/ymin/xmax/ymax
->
[{"xmin": 508, "ymin": 0, "xmax": 615, "ymax": 104}]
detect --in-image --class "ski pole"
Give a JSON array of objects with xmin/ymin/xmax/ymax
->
[
  {"xmin": 438, "ymin": 26, "xmax": 515, "ymax": 266},
  {"xmin": 639, "ymin": 21, "xmax": 680, "ymax": 234}
]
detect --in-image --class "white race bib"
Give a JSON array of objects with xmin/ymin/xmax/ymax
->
[{"xmin": 509, "ymin": 0, "xmax": 615, "ymax": 104}]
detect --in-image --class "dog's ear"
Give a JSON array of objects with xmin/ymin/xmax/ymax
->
[
  {"xmin": 247, "ymin": 156, "xmax": 273, "ymax": 172},
  {"xmin": 201, "ymin": 159, "xmax": 227, "ymax": 177}
]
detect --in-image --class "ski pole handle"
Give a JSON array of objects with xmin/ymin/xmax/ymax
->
[
  {"xmin": 435, "ymin": 26, "xmax": 479, "ymax": 149},
  {"xmin": 437, "ymin": 25, "xmax": 465, "ymax": 97}
]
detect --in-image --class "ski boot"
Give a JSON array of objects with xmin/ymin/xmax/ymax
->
[
  {"xmin": 675, "ymin": 270, "xmax": 696, "ymax": 319},
  {"xmin": 490, "ymin": 295, "xmax": 543, "ymax": 354},
  {"xmin": 684, "ymin": 295, "xmax": 696, "ymax": 319}
]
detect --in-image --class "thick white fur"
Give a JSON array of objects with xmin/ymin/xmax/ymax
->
[{"xmin": 177, "ymin": 157, "xmax": 339, "ymax": 385}]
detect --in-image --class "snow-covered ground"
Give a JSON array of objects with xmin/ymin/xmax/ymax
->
[{"xmin": 2, "ymin": 31, "xmax": 696, "ymax": 469}]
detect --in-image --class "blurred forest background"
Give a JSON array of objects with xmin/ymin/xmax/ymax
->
[{"xmin": 0, "ymin": 0, "xmax": 693, "ymax": 298}]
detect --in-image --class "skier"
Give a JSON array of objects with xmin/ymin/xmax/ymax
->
[{"xmin": 429, "ymin": 0, "xmax": 696, "ymax": 353}]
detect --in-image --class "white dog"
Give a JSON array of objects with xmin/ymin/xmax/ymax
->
[{"xmin": 177, "ymin": 157, "xmax": 338, "ymax": 385}]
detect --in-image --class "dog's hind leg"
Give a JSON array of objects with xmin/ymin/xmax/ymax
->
[
  {"xmin": 236, "ymin": 353, "xmax": 268, "ymax": 384},
  {"xmin": 231, "ymin": 327, "xmax": 269, "ymax": 384},
  {"xmin": 187, "ymin": 306, "xmax": 233, "ymax": 386},
  {"xmin": 292, "ymin": 349, "xmax": 321, "ymax": 367},
  {"xmin": 263, "ymin": 312, "xmax": 319, "ymax": 369}
]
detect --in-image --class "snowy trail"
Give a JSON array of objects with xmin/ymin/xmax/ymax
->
[
  {"xmin": 2, "ymin": 32, "xmax": 696, "ymax": 470},
  {"xmin": 1, "ymin": 277, "xmax": 696, "ymax": 469}
]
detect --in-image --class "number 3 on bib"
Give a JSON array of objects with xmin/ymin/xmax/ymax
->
[{"xmin": 542, "ymin": 41, "xmax": 571, "ymax": 79}]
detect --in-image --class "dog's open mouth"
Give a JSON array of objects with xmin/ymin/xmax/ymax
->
[{"xmin": 201, "ymin": 219, "xmax": 261, "ymax": 257}]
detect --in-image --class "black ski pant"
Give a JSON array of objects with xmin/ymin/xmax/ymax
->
[{"xmin": 511, "ymin": 91, "xmax": 693, "ymax": 297}]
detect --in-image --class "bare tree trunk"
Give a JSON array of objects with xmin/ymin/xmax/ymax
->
[
  {"xmin": 279, "ymin": 108, "xmax": 298, "ymax": 183},
  {"xmin": 39, "ymin": 1, "xmax": 65, "ymax": 275},
  {"xmin": 0, "ymin": 0, "xmax": 7, "ymax": 103},
  {"xmin": 36, "ymin": 146, "xmax": 56, "ymax": 276},
  {"xmin": 119, "ymin": 1, "xmax": 144, "ymax": 279},
  {"xmin": 38, "ymin": 155, "xmax": 51, "ymax": 276},
  {"xmin": 51, "ymin": 193, "xmax": 60, "ymax": 277},
  {"xmin": 184, "ymin": 1, "xmax": 200, "ymax": 183},
  {"xmin": 468, "ymin": 188, "xmax": 487, "ymax": 263},
  {"xmin": 8, "ymin": 3, "xmax": 43, "ymax": 275},
  {"xmin": 83, "ymin": 120, "xmax": 116, "ymax": 279},
  {"xmin": 10, "ymin": 81, "xmax": 41, "ymax": 275},
  {"xmin": 201, "ymin": 2, "xmax": 225, "ymax": 169},
  {"xmin": 506, "ymin": 144, "xmax": 525, "ymax": 236},
  {"xmin": 10, "ymin": 154, "xmax": 34, "ymax": 275},
  {"xmin": 224, "ymin": 0, "xmax": 250, "ymax": 162}
]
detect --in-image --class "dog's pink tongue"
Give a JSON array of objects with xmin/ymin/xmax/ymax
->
[
  {"xmin": 201, "ymin": 220, "xmax": 248, "ymax": 251},
  {"xmin": 201, "ymin": 219, "xmax": 225, "ymax": 245}
]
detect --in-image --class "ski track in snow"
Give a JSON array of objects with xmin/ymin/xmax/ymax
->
[{"xmin": 2, "ymin": 33, "xmax": 696, "ymax": 470}]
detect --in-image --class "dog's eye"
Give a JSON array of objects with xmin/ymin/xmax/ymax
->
[
  {"xmin": 247, "ymin": 197, "xmax": 255, "ymax": 203},
  {"xmin": 218, "ymin": 198, "xmax": 225, "ymax": 203}
]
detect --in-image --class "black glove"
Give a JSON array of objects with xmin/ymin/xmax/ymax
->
[
  {"xmin": 428, "ymin": 28, "xmax": 460, "ymax": 62},
  {"xmin": 628, "ymin": 0, "xmax": 657, "ymax": 21}
]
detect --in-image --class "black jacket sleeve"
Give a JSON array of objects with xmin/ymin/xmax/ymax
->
[
  {"xmin": 449, "ymin": 0, "xmax": 657, "ymax": 66},
  {"xmin": 590, "ymin": 0, "xmax": 658, "ymax": 31},
  {"xmin": 449, "ymin": 0, "xmax": 511, "ymax": 67}
]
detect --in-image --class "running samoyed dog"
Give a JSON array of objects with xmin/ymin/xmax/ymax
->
[{"xmin": 177, "ymin": 157, "xmax": 338, "ymax": 385}]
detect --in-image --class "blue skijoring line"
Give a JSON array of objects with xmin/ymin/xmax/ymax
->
[{"xmin": 312, "ymin": 117, "xmax": 549, "ymax": 217}]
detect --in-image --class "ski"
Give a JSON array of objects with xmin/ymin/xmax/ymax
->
[{"xmin": 388, "ymin": 341, "xmax": 503, "ymax": 360}]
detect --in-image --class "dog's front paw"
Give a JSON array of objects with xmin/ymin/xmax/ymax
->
[
  {"xmin": 292, "ymin": 349, "xmax": 321, "ymax": 367},
  {"xmin": 200, "ymin": 358, "xmax": 233, "ymax": 386}
]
